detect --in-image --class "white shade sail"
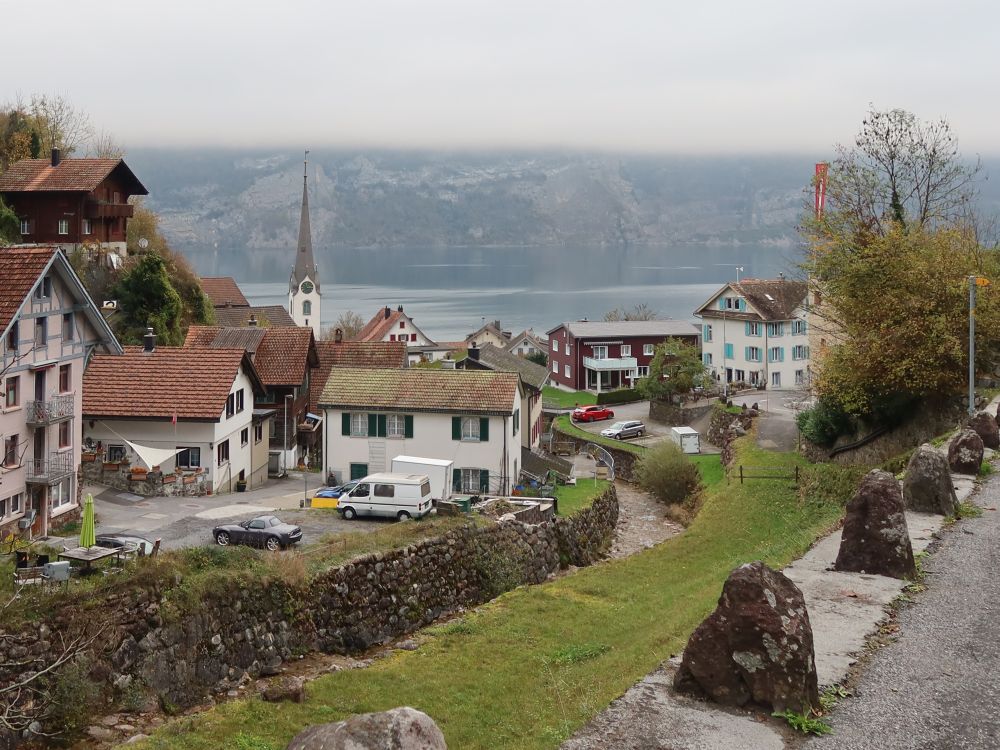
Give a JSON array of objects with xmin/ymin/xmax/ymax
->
[{"xmin": 123, "ymin": 440, "xmax": 183, "ymax": 470}]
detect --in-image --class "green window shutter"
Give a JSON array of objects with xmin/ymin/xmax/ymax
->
[
  {"xmin": 744, "ymin": 322, "xmax": 749, "ymax": 336},
  {"xmin": 479, "ymin": 417, "xmax": 489, "ymax": 442},
  {"xmin": 342, "ymin": 412, "xmax": 351, "ymax": 436},
  {"xmin": 479, "ymin": 469, "xmax": 489, "ymax": 492},
  {"xmin": 367, "ymin": 413, "xmax": 377, "ymax": 436},
  {"xmin": 513, "ymin": 409, "xmax": 519, "ymax": 435},
  {"xmin": 453, "ymin": 468, "xmax": 461, "ymax": 489},
  {"xmin": 377, "ymin": 414, "xmax": 387, "ymax": 437},
  {"xmin": 404, "ymin": 414, "xmax": 414, "ymax": 438},
  {"xmin": 744, "ymin": 346, "xmax": 749, "ymax": 360},
  {"xmin": 452, "ymin": 416, "xmax": 462, "ymax": 440},
  {"xmin": 718, "ymin": 298, "xmax": 725, "ymax": 310}
]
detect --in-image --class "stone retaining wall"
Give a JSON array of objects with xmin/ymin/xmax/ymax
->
[
  {"xmin": 0, "ymin": 487, "xmax": 618, "ymax": 740},
  {"xmin": 648, "ymin": 400, "xmax": 714, "ymax": 427},
  {"xmin": 81, "ymin": 457, "xmax": 211, "ymax": 497}
]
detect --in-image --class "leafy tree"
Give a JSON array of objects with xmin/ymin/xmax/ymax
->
[
  {"xmin": 113, "ymin": 252, "xmax": 184, "ymax": 346},
  {"xmin": 636, "ymin": 340, "xmax": 708, "ymax": 402},
  {"xmin": 526, "ymin": 350, "xmax": 548, "ymax": 367},
  {"xmin": 323, "ymin": 310, "xmax": 365, "ymax": 340},
  {"xmin": 0, "ymin": 197, "xmax": 19, "ymax": 244},
  {"xmin": 604, "ymin": 303, "xmax": 658, "ymax": 321},
  {"xmin": 635, "ymin": 441, "xmax": 700, "ymax": 505}
]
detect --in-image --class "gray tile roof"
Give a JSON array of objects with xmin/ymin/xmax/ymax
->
[
  {"xmin": 463, "ymin": 343, "xmax": 549, "ymax": 391},
  {"xmin": 548, "ymin": 320, "xmax": 701, "ymax": 338}
]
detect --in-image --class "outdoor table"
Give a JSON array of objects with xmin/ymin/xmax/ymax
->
[{"xmin": 58, "ymin": 546, "xmax": 123, "ymax": 575}]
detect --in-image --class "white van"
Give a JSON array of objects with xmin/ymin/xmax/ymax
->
[{"xmin": 337, "ymin": 472, "xmax": 434, "ymax": 521}]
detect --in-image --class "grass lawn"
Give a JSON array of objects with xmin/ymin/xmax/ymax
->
[
  {"xmin": 543, "ymin": 386, "xmax": 597, "ymax": 409},
  {"xmin": 689, "ymin": 453, "xmax": 725, "ymax": 488},
  {"xmin": 554, "ymin": 479, "xmax": 610, "ymax": 516},
  {"xmin": 135, "ymin": 440, "xmax": 854, "ymax": 750}
]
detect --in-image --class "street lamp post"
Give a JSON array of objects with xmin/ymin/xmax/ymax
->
[
  {"xmin": 302, "ymin": 455, "xmax": 309, "ymax": 508},
  {"xmin": 284, "ymin": 393, "xmax": 293, "ymax": 474}
]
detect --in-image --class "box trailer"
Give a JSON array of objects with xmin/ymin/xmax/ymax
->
[
  {"xmin": 670, "ymin": 426, "xmax": 701, "ymax": 454},
  {"xmin": 391, "ymin": 455, "xmax": 454, "ymax": 501}
]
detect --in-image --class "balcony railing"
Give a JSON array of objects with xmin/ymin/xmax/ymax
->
[
  {"xmin": 25, "ymin": 394, "xmax": 75, "ymax": 426},
  {"xmin": 25, "ymin": 452, "xmax": 75, "ymax": 485},
  {"xmin": 583, "ymin": 356, "xmax": 638, "ymax": 372},
  {"xmin": 85, "ymin": 200, "xmax": 134, "ymax": 219}
]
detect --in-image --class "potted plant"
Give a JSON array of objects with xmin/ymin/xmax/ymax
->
[{"xmin": 236, "ymin": 479, "xmax": 248, "ymax": 492}]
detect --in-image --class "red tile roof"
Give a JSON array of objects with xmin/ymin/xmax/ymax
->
[
  {"xmin": 200, "ymin": 277, "xmax": 249, "ymax": 307},
  {"xmin": 212, "ymin": 305, "xmax": 296, "ymax": 327},
  {"xmin": 319, "ymin": 367, "xmax": 520, "ymax": 415},
  {"xmin": 309, "ymin": 340, "xmax": 407, "ymax": 413},
  {"xmin": 82, "ymin": 347, "xmax": 253, "ymax": 421},
  {"xmin": 0, "ymin": 158, "xmax": 147, "ymax": 194},
  {"xmin": 0, "ymin": 246, "xmax": 56, "ymax": 334},
  {"xmin": 184, "ymin": 325, "xmax": 316, "ymax": 387},
  {"xmin": 356, "ymin": 306, "xmax": 406, "ymax": 342}
]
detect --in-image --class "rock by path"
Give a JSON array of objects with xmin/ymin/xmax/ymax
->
[{"xmin": 610, "ymin": 480, "xmax": 684, "ymax": 558}]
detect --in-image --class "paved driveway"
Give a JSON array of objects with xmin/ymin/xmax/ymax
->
[
  {"xmin": 570, "ymin": 401, "xmax": 666, "ymax": 448},
  {"xmin": 730, "ymin": 391, "xmax": 804, "ymax": 453}
]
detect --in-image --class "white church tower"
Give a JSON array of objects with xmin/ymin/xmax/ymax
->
[{"xmin": 289, "ymin": 152, "xmax": 321, "ymax": 336}]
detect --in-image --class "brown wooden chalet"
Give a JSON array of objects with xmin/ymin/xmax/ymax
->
[{"xmin": 0, "ymin": 149, "xmax": 148, "ymax": 257}]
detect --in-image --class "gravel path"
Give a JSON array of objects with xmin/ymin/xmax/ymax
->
[
  {"xmin": 805, "ymin": 477, "xmax": 1000, "ymax": 750},
  {"xmin": 609, "ymin": 480, "xmax": 684, "ymax": 558}
]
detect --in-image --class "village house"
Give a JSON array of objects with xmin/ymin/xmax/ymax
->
[
  {"xmin": 464, "ymin": 320, "xmax": 513, "ymax": 350},
  {"xmin": 185, "ymin": 324, "xmax": 318, "ymax": 473},
  {"xmin": 0, "ymin": 246, "xmax": 122, "ymax": 539},
  {"xmin": 82, "ymin": 334, "xmax": 268, "ymax": 494},
  {"xmin": 0, "ymin": 149, "xmax": 148, "ymax": 265},
  {"xmin": 199, "ymin": 276, "xmax": 296, "ymax": 327},
  {"xmin": 693, "ymin": 276, "xmax": 810, "ymax": 391},
  {"xmin": 456, "ymin": 343, "xmax": 548, "ymax": 449},
  {"xmin": 308, "ymin": 331, "xmax": 407, "ymax": 415},
  {"xmin": 507, "ymin": 329, "xmax": 546, "ymax": 359},
  {"xmin": 319, "ymin": 367, "xmax": 521, "ymax": 494},
  {"xmin": 355, "ymin": 305, "xmax": 461, "ymax": 364},
  {"xmin": 546, "ymin": 319, "xmax": 701, "ymax": 393}
]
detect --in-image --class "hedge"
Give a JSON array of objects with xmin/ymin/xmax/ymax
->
[{"xmin": 595, "ymin": 388, "xmax": 642, "ymax": 405}]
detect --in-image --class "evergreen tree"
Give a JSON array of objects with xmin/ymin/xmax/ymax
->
[
  {"xmin": 113, "ymin": 252, "xmax": 184, "ymax": 346},
  {"xmin": 0, "ymin": 198, "xmax": 20, "ymax": 244}
]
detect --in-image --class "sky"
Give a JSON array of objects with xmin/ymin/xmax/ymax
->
[{"xmin": 5, "ymin": 0, "xmax": 999, "ymax": 154}]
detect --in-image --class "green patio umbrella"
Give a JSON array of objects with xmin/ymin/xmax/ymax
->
[{"xmin": 79, "ymin": 493, "xmax": 96, "ymax": 549}]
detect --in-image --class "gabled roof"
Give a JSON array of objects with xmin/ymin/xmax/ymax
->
[
  {"xmin": 465, "ymin": 320, "xmax": 512, "ymax": 345},
  {"xmin": 183, "ymin": 325, "xmax": 317, "ymax": 387},
  {"xmin": 0, "ymin": 157, "xmax": 148, "ymax": 195},
  {"xmin": 83, "ymin": 347, "xmax": 261, "ymax": 421},
  {"xmin": 546, "ymin": 320, "xmax": 701, "ymax": 338},
  {"xmin": 309, "ymin": 340, "xmax": 408, "ymax": 413},
  {"xmin": 694, "ymin": 278, "xmax": 808, "ymax": 322},
  {"xmin": 200, "ymin": 277, "xmax": 249, "ymax": 308},
  {"xmin": 213, "ymin": 305, "xmax": 296, "ymax": 328},
  {"xmin": 356, "ymin": 306, "xmax": 433, "ymax": 344},
  {"xmin": 460, "ymin": 343, "xmax": 549, "ymax": 391},
  {"xmin": 0, "ymin": 245, "xmax": 122, "ymax": 354},
  {"xmin": 319, "ymin": 367, "xmax": 520, "ymax": 415},
  {"xmin": 508, "ymin": 329, "xmax": 544, "ymax": 349}
]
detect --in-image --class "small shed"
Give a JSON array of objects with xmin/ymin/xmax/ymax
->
[{"xmin": 670, "ymin": 426, "xmax": 701, "ymax": 454}]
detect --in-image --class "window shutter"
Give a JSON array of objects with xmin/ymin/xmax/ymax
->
[
  {"xmin": 404, "ymin": 415, "xmax": 414, "ymax": 438},
  {"xmin": 377, "ymin": 414, "xmax": 387, "ymax": 437},
  {"xmin": 513, "ymin": 409, "xmax": 519, "ymax": 435},
  {"xmin": 806, "ymin": 346, "xmax": 810, "ymax": 358},
  {"xmin": 479, "ymin": 469, "xmax": 489, "ymax": 493},
  {"xmin": 780, "ymin": 348, "xmax": 784, "ymax": 362},
  {"xmin": 744, "ymin": 322, "xmax": 749, "ymax": 336},
  {"xmin": 452, "ymin": 416, "xmax": 461, "ymax": 440},
  {"xmin": 744, "ymin": 346, "xmax": 749, "ymax": 360},
  {"xmin": 479, "ymin": 417, "xmax": 489, "ymax": 442},
  {"xmin": 342, "ymin": 413, "xmax": 351, "ymax": 436},
  {"xmin": 453, "ymin": 468, "xmax": 461, "ymax": 489},
  {"xmin": 368, "ymin": 413, "xmax": 377, "ymax": 436},
  {"xmin": 718, "ymin": 298, "xmax": 725, "ymax": 310}
]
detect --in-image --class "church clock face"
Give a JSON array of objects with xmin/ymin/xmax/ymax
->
[{"xmin": 300, "ymin": 281, "xmax": 314, "ymax": 294}]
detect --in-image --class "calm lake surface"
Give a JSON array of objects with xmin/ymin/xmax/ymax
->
[{"xmin": 240, "ymin": 244, "xmax": 801, "ymax": 340}]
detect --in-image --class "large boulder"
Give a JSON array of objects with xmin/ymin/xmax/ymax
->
[
  {"xmin": 286, "ymin": 707, "xmax": 446, "ymax": 750},
  {"xmin": 673, "ymin": 562, "xmax": 818, "ymax": 714},
  {"xmin": 835, "ymin": 470, "xmax": 916, "ymax": 579},
  {"xmin": 261, "ymin": 676, "xmax": 306, "ymax": 704},
  {"xmin": 903, "ymin": 444, "xmax": 958, "ymax": 515},
  {"xmin": 948, "ymin": 429, "xmax": 984, "ymax": 475},
  {"xmin": 967, "ymin": 410, "xmax": 1000, "ymax": 449}
]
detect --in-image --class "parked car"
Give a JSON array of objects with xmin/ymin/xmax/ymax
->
[
  {"xmin": 601, "ymin": 420, "xmax": 646, "ymax": 440},
  {"xmin": 213, "ymin": 515, "xmax": 303, "ymax": 551},
  {"xmin": 95, "ymin": 534, "xmax": 156, "ymax": 556},
  {"xmin": 571, "ymin": 405, "xmax": 615, "ymax": 422},
  {"xmin": 338, "ymin": 473, "xmax": 434, "ymax": 521}
]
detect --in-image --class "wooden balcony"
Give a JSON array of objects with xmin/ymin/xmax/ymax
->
[
  {"xmin": 85, "ymin": 200, "xmax": 134, "ymax": 219},
  {"xmin": 25, "ymin": 394, "xmax": 75, "ymax": 426}
]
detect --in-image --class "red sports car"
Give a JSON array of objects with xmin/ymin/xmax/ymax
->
[{"xmin": 571, "ymin": 405, "xmax": 615, "ymax": 422}]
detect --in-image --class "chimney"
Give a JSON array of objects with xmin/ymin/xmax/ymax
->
[
  {"xmin": 248, "ymin": 314, "xmax": 258, "ymax": 327},
  {"xmin": 493, "ymin": 320, "xmax": 500, "ymax": 330},
  {"xmin": 397, "ymin": 305, "xmax": 403, "ymax": 312},
  {"xmin": 384, "ymin": 306, "xmax": 391, "ymax": 319},
  {"xmin": 142, "ymin": 327, "xmax": 156, "ymax": 353},
  {"xmin": 50, "ymin": 148, "xmax": 61, "ymax": 167},
  {"xmin": 334, "ymin": 327, "xmax": 343, "ymax": 343},
  {"xmin": 468, "ymin": 343, "xmax": 480, "ymax": 361}
]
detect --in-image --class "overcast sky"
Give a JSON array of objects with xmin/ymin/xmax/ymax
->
[{"xmin": 6, "ymin": 0, "xmax": 998, "ymax": 154}]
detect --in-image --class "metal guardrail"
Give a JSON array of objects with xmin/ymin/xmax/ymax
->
[
  {"xmin": 25, "ymin": 453, "xmax": 75, "ymax": 484},
  {"xmin": 738, "ymin": 465, "xmax": 799, "ymax": 485},
  {"xmin": 25, "ymin": 394, "xmax": 75, "ymax": 425}
]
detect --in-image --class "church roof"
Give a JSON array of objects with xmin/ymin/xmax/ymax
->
[{"xmin": 289, "ymin": 156, "xmax": 320, "ymax": 293}]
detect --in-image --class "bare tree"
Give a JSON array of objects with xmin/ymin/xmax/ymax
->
[
  {"xmin": 323, "ymin": 310, "xmax": 365, "ymax": 340},
  {"xmin": 603, "ymin": 303, "xmax": 658, "ymax": 322},
  {"xmin": 88, "ymin": 129, "xmax": 124, "ymax": 159},
  {"xmin": 28, "ymin": 94, "xmax": 92, "ymax": 156}
]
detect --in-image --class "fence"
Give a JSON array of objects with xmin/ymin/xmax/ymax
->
[{"xmin": 737, "ymin": 464, "xmax": 800, "ymax": 485}]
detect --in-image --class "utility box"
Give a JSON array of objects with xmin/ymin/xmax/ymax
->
[
  {"xmin": 42, "ymin": 561, "xmax": 71, "ymax": 582},
  {"xmin": 670, "ymin": 426, "xmax": 701, "ymax": 454}
]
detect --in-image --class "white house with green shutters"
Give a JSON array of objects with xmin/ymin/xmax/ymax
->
[
  {"xmin": 693, "ymin": 277, "xmax": 810, "ymax": 391},
  {"xmin": 318, "ymin": 367, "xmax": 522, "ymax": 495}
]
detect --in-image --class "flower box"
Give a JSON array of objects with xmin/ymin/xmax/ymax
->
[
  {"xmin": 82, "ymin": 452, "xmax": 98, "ymax": 463},
  {"xmin": 163, "ymin": 474, "xmax": 177, "ymax": 483},
  {"xmin": 102, "ymin": 462, "xmax": 120, "ymax": 471},
  {"xmin": 183, "ymin": 475, "xmax": 196, "ymax": 485}
]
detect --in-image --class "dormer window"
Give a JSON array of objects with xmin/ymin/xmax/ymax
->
[{"xmin": 399, "ymin": 321, "xmax": 406, "ymax": 329}]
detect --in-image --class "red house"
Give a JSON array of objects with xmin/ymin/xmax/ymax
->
[
  {"xmin": 546, "ymin": 320, "xmax": 701, "ymax": 393},
  {"xmin": 0, "ymin": 149, "xmax": 148, "ymax": 262}
]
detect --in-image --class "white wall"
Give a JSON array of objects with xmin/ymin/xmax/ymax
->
[{"xmin": 289, "ymin": 275, "xmax": 322, "ymax": 338}]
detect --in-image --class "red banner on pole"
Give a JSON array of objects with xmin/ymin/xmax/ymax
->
[{"xmin": 814, "ymin": 162, "xmax": 829, "ymax": 220}]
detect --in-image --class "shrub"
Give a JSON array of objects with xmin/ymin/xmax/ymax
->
[
  {"xmin": 796, "ymin": 397, "xmax": 853, "ymax": 448},
  {"xmin": 635, "ymin": 441, "xmax": 700, "ymax": 505},
  {"xmin": 595, "ymin": 388, "xmax": 641, "ymax": 405}
]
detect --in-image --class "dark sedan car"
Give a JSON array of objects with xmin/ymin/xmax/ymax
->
[{"xmin": 213, "ymin": 515, "xmax": 303, "ymax": 551}]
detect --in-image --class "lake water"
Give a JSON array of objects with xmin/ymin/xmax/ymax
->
[{"xmin": 239, "ymin": 244, "xmax": 801, "ymax": 340}]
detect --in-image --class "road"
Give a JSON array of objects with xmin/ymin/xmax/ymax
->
[{"xmin": 731, "ymin": 391, "xmax": 803, "ymax": 452}]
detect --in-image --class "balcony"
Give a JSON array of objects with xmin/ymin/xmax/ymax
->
[
  {"xmin": 85, "ymin": 200, "xmax": 134, "ymax": 219},
  {"xmin": 25, "ymin": 452, "xmax": 75, "ymax": 485},
  {"xmin": 25, "ymin": 394, "xmax": 75, "ymax": 426},
  {"xmin": 583, "ymin": 356, "xmax": 638, "ymax": 372}
]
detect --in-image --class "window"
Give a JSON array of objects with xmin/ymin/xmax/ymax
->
[
  {"xmin": 349, "ymin": 483, "xmax": 370, "ymax": 497},
  {"xmin": 771, "ymin": 371, "xmax": 781, "ymax": 388},
  {"xmin": 249, "ymin": 518, "xmax": 266, "ymax": 530},
  {"xmin": 552, "ymin": 361, "xmax": 558, "ymax": 374},
  {"xmin": 35, "ymin": 277, "xmax": 51, "ymax": 299},
  {"xmin": 564, "ymin": 364, "xmax": 571, "ymax": 378},
  {"xmin": 746, "ymin": 347, "xmax": 762, "ymax": 362},
  {"xmin": 254, "ymin": 423, "xmax": 263, "ymax": 444},
  {"xmin": 461, "ymin": 416, "xmax": 480, "ymax": 441},
  {"xmin": 241, "ymin": 427, "xmax": 249, "ymax": 446},
  {"xmin": 410, "ymin": 333, "xmax": 416, "ymax": 342},
  {"xmin": 351, "ymin": 412, "xmax": 368, "ymax": 437},
  {"xmin": 3, "ymin": 435, "xmax": 17, "ymax": 467},
  {"xmin": 734, "ymin": 369, "xmax": 745, "ymax": 382},
  {"xmin": 791, "ymin": 320, "xmax": 808, "ymax": 335},
  {"xmin": 795, "ymin": 370, "xmax": 805, "ymax": 385},
  {"xmin": 702, "ymin": 325, "xmax": 712, "ymax": 343},
  {"xmin": 389, "ymin": 334, "xmax": 396, "ymax": 341},
  {"xmin": 768, "ymin": 347, "xmax": 783, "ymax": 363},
  {"xmin": 374, "ymin": 483, "xmax": 395, "ymax": 498},
  {"xmin": 621, "ymin": 344, "xmax": 632, "ymax": 356},
  {"xmin": 62, "ymin": 313, "xmax": 74, "ymax": 342},
  {"xmin": 746, "ymin": 322, "xmax": 762, "ymax": 336},
  {"xmin": 107, "ymin": 444, "xmax": 126, "ymax": 463},
  {"xmin": 303, "ymin": 300, "xmax": 312, "ymax": 316},
  {"xmin": 176, "ymin": 447, "xmax": 201, "ymax": 468},
  {"xmin": 460, "ymin": 468, "xmax": 487, "ymax": 494},
  {"xmin": 52, "ymin": 477, "xmax": 72, "ymax": 509},
  {"xmin": 236, "ymin": 389, "xmax": 245, "ymax": 413},
  {"xmin": 513, "ymin": 408, "xmax": 520, "ymax": 436},
  {"xmin": 792, "ymin": 345, "xmax": 810, "ymax": 360},
  {"xmin": 82, "ymin": 219, "xmax": 92, "ymax": 235},
  {"xmin": 552, "ymin": 339, "xmax": 559, "ymax": 353},
  {"xmin": 6, "ymin": 322, "xmax": 17, "ymax": 352},
  {"xmin": 19, "ymin": 218, "xmax": 30, "ymax": 235},
  {"xmin": 724, "ymin": 343, "xmax": 734, "ymax": 359},
  {"xmin": 35, "ymin": 317, "xmax": 46, "ymax": 347},
  {"xmin": 636, "ymin": 366, "xmax": 650, "ymax": 377},
  {"xmin": 591, "ymin": 345, "xmax": 607, "ymax": 360},
  {"xmin": 217, "ymin": 440, "xmax": 230, "ymax": 466},
  {"xmin": 113, "ymin": 191, "xmax": 121, "ymax": 204},
  {"xmin": 703, "ymin": 352, "xmax": 713, "ymax": 365},
  {"xmin": 387, "ymin": 414, "xmax": 406, "ymax": 438},
  {"xmin": 643, "ymin": 344, "xmax": 654, "ymax": 355},
  {"xmin": 57, "ymin": 219, "xmax": 69, "ymax": 235},
  {"xmin": 767, "ymin": 322, "xmax": 784, "ymax": 337},
  {"xmin": 11, "ymin": 493, "xmax": 21, "ymax": 514},
  {"xmin": 58, "ymin": 420, "xmax": 71, "ymax": 449},
  {"xmin": 4, "ymin": 376, "xmax": 18, "ymax": 408}
]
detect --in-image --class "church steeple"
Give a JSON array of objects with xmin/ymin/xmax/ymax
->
[{"xmin": 289, "ymin": 150, "xmax": 322, "ymax": 336}]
